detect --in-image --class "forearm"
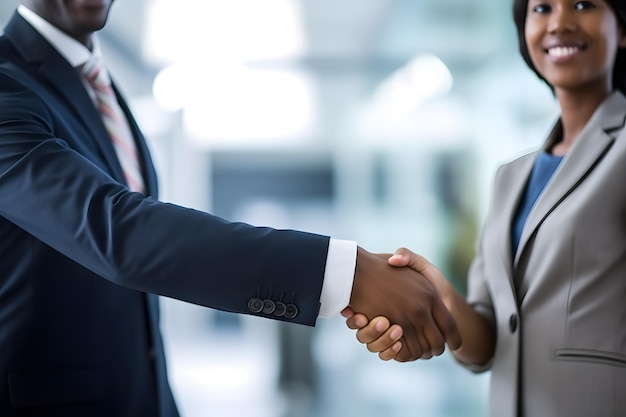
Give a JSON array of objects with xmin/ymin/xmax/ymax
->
[{"xmin": 437, "ymin": 280, "xmax": 495, "ymax": 366}]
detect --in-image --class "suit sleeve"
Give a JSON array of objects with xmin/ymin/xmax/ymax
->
[
  {"xmin": 0, "ymin": 68, "xmax": 330, "ymax": 326},
  {"xmin": 457, "ymin": 169, "xmax": 500, "ymax": 373},
  {"xmin": 466, "ymin": 166, "xmax": 506, "ymax": 321}
]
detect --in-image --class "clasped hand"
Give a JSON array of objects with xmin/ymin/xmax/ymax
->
[{"xmin": 346, "ymin": 247, "xmax": 460, "ymax": 362}]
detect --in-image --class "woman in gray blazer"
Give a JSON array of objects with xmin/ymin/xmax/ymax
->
[{"xmin": 344, "ymin": 0, "xmax": 626, "ymax": 416}]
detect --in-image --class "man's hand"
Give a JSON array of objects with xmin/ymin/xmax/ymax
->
[{"xmin": 347, "ymin": 247, "xmax": 462, "ymax": 362}]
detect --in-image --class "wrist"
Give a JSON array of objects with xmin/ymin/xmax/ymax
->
[
  {"xmin": 432, "ymin": 275, "xmax": 455, "ymax": 311},
  {"xmin": 351, "ymin": 246, "xmax": 371, "ymax": 305}
]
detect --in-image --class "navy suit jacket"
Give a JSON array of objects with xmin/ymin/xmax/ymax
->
[{"xmin": 0, "ymin": 12, "xmax": 330, "ymax": 417}]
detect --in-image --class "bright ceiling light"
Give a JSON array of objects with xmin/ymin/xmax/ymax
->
[
  {"xmin": 372, "ymin": 53, "xmax": 453, "ymax": 120},
  {"xmin": 182, "ymin": 65, "xmax": 316, "ymax": 146},
  {"xmin": 143, "ymin": 0, "xmax": 305, "ymax": 65}
]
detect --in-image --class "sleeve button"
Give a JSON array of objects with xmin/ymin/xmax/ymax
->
[
  {"xmin": 274, "ymin": 301, "xmax": 286, "ymax": 317},
  {"xmin": 262, "ymin": 299, "xmax": 276, "ymax": 315},
  {"xmin": 248, "ymin": 297, "xmax": 263, "ymax": 313},
  {"xmin": 284, "ymin": 304, "xmax": 298, "ymax": 319}
]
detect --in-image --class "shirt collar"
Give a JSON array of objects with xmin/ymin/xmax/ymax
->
[{"xmin": 17, "ymin": 4, "xmax": 103, "ymax": 68}]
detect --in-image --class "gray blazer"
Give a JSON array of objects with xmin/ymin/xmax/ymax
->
[{"xmin": 466, "ymin": 91, "xmax": 626, "ymax": 417}]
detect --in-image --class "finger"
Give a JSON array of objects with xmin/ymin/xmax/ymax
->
[
  {"xmin": 423, "ymin": 322, "xmax": 446, "ymax": 357},
  {"xmin": 432, "ymin": 299, "xmax": 462, "ymax": 350},
  {"xmin": 356, "ymin": 316, "xmax": 391, "ymax": 344},
  {"xmin": 365, "ymin": 324, "xmax": 403, "ymax": 353},
  {"xmin": 379, "ymin": 341, "xmax": 402, "ymax": 361},
  {"xmin": 394, "ymin": 323, "xmax": 421, "ymax": 362},
  {"xmin": 420, "ymin": 305, "xmax": 446, "ymax": 357},
  {"xmin": 397, "ymin": 324, "xmax": 433, "ymax": 361},
  {"xmin": 341, "ymin": 307, "xmax": 355, "ymax": 319},
  {"xmin": 395, "ymin": 335, "xmax": 423, "ymax": 362},
  {"xmin": 416, "ymin": 331, "xmax": 433, "ymax": 360},
  {"xmin": 346, "ymin": 313, "xmax": 369, "ymax": 330}
]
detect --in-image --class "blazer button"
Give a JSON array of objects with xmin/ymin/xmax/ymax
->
[
  {"xmin": 262, "ymin": 299, "xmax": 276, "ymax": 314},
  {"xmin": 509, "ymin": 314, "xmax": 518, "ymax": 333},
  {"xmin": 284, "ymin": 304, "xmax": 298, "ymax": 319},
  {"xmin": 274, "ymin": 301, "xmax": 286, "ymax": 317},
  {"xmin": 248, "ymin": 297, "xmax": 263, "ymax": 313}
]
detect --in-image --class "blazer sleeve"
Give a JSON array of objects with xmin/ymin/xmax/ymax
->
[
  {"xmin": 0, "ymin": 67, "xmax": 330, "ymax": 326},
  {"xmin": 456, "ymin": 169, "xmax": 500, "ymax": 373}
]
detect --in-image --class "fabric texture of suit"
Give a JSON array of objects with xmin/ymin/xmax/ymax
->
[
  {"xmin": 466, "ymin": 91, "xmax": 626, "ymax": 417},
  {"xmin": 0, "ymin": 12, "xmax": 330, "ymax": 417}
]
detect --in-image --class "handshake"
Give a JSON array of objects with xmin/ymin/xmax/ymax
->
[{"xmin": 343, "ymin": 247, "xmax": 462, "ymax": 362}]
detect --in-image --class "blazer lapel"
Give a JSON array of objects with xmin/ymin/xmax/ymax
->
[
  {"xmin": 3, "ymin": 13, "xmax": 128, "ymax": 185},
  {"xmin": 514, "ymin": 92, "xmax": 626, "ymax": 265},
  {"xmin": 111, "ymin": 81, "xmax": 159, "ymax": 197},
  {"xmin": 493, "ymin": 151, "xmax": 538, "ymax": 287}
]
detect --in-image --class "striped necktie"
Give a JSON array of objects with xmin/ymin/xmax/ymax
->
[{"xmin": 81, "ymin": 58, "xmax": 145, "ymax": 193}]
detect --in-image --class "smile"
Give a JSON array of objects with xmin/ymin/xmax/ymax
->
[{"xmin": 547, "ymin": 46, "xmax": 581, "ymax": 58}]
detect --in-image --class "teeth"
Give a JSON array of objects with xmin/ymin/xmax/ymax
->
[{"xmin": 548, "ymin": 46, "xmax": 579, "ymax": 57}]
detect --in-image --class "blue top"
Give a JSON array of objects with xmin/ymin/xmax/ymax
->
[{"xmin": 511, "ymin": 151, "xmax": 564, "ymax": 254}]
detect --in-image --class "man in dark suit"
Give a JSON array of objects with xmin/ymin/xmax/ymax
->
[{"xmin": 0, "ymin": 1, "xmax": 461, "ymax": 416}]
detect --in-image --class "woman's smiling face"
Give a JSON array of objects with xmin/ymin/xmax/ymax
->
[{"xmin": 524, "ymin": 0, "xmax": 626, "ymax": 95}]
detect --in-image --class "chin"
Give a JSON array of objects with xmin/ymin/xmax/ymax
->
[{"xmin": 76, "ymin": 11, "xmax": 111, "ymax": 32}]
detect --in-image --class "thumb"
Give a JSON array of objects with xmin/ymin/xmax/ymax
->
[
  {"xmin": 387, "ymin": 247, "xmax": 417, "ymax": 268},
  {"xmin": 388, "ymin": 248, "xmax": 434, "ymax": 275}
]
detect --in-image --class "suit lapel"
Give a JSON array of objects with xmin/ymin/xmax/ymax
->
[
  {"xmin": 37, "ymin": 58, "xmax": 127, "ymax": 181},
  {"xmin": 3, "ymin": 13, "xmax": 144, "ymax": 191},
  {"xmin": 493, "ymin": 151, "xmax": 538, "ymax": 287},
  {"xmin": 514, "ymin": 92, "xmax": 626, "ymax": 266},
  {"xmin": 111, "ymin": 81, "xmax": 159, "ymax": 197}
]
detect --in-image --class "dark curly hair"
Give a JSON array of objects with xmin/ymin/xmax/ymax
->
[{"xmin": 512, "ymin": 0, "xmax": 626, "ymax": 94}]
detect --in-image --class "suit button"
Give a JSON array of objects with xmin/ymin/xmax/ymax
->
[
  {"xmin": 274, "ymin": 301, "xmax": 286, "ymax": 317},
  {"xmin": 248, "ymin": 297, "xmax": 263, "ymax": 313},
  {"xmin": 262, "ymin": 299, "xmax": 276, "ymax": 314},
  {"xmin": 509, "ymin": 314, "xmax": 518, "ymax": 333},
  {"xmin": 284, "ymin": 304, "xmax": 298, "ymax": 319}
]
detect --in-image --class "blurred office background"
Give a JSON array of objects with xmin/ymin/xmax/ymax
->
[{"xmin": 0, "ymin": 1, "xmax": 558, "ymax": 416}]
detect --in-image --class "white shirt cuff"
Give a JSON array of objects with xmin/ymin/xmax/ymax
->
[{"xmin": 318, "ymin": 238, "xmax": 356, "ymax": 318}]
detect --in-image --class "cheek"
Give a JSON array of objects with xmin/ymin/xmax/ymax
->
[
  {"xmin": 597, "ymin": 30, "xmax": 620, "ymax": 67},
  {"xmin": 524, "ymin": 26, "xmax": 542, "ymax": 65},
  {"xmin": 597, "ymin": 18, "xmax": 623, "ymax": 57}
]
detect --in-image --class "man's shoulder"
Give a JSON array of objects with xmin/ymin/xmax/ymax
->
[
  {"xmin": 0, "ymin": 51, "xmax": 46, "ymax": 113},
  {"xmin": 0, "ymin": 32, "xmax": 26, "ymax": 73},
  {"xmin": 0, "ymin": 55, "xmax": 32, "ymax": 90}
]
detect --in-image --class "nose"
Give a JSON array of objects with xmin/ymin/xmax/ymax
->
[{"xmin": 547, "ymin": 7, "xmax": 577, "ymax": 33}]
